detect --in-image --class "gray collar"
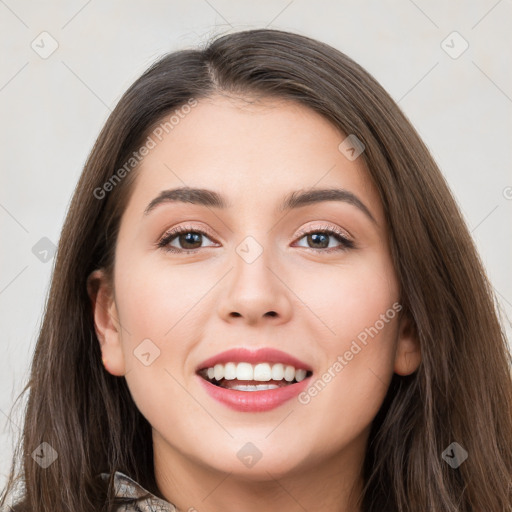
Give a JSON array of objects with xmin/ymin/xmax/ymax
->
[{"xmin": 100, "ymin": 471, "xmax": 177, "ymax": 511}]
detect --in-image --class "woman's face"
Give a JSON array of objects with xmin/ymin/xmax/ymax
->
[{"xmin": 90, "ymin": 95, "xmax": 419, "ymax": 486}]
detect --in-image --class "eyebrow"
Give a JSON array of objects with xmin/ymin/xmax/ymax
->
[{"xmin": 144, "ymin": 186, "xmax": 377, "ymax": 224}]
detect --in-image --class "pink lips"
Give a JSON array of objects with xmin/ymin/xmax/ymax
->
[
  {"xmin": 195, "ymin": 347, "xmax": 313, "ymax": 412},
  {"xmin": 197, "ymin": 375, "xmax": 311, "ymax": 412}
]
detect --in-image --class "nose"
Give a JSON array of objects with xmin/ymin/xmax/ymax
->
[{"xmin": 216, "ymin": 243, "xmax": 293, "ymax": 327}]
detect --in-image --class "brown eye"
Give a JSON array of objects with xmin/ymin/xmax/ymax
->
[
  {"xmin": 175, "ymin": 232, "xmax": 203, "ymax": 250},
  {"xmin": 294, "ymin": 227, "xmax": 355, "ymax": 252},
  {"xmin": 158, "ymin": 227, "xmax": 218, "ymax": 253},
  {"xmin": 305, "ymin": 232, "xmax": 330, "ymax": 249}
]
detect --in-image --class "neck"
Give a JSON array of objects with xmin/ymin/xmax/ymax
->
[{"xmin": 152, "ymin": 429, "xmax": 367, "ymax": 512}]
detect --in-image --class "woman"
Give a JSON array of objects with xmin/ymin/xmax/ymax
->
[{"xmin": 1, "ymin": 28, "xmax": 511, "ymax": 512}]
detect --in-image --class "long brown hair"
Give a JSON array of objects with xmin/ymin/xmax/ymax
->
[{"xmin": 1, "ymin": 28, "xmax": 511, "ymax": 512}]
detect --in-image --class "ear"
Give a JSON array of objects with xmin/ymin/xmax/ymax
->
[
  {"xmin": 86, "ymin": 269, "xmax": 126, "ymax": 376},
  {"xmin": 393, "ymin": 312, "xmax": 421, "ymax": 376}
]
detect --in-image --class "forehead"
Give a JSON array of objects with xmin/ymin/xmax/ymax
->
[{"xmin": 125, "ymin": 94, "xmax": 383, "ymax": 224}]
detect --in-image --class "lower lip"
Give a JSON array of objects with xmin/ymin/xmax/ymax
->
[{"xmin": 197, "ymin": 375, "xmax": 311, "ymax": 412}]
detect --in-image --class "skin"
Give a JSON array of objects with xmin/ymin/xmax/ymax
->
[{"xmin": 88, "ymin": 94, "xmax": 421, "ymax": 512}]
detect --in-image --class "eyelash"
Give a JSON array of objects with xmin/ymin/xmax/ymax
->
[{"xmin": 157, "ymin": 224, "xmax": 355, "ymax": 254}]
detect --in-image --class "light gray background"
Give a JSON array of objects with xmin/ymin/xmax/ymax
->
[{"xmin": 1, "ymin": 0, "xmax": 511, "ymax": 488}]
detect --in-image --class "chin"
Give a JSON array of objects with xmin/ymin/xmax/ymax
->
[{"xmin": 201, "ymin": 443, "xmax": 309, "ymax": 480}]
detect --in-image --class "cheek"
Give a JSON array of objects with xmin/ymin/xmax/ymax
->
[
  {"xmin": 112, "ymin": 255, "xmax": 209, "ymax": 409},
  {"xmin": 114, "ymin": 253, "xmax": 212, "ymax": 342},
  {"xmin": 296, "ymin": 325, "xmax": 398, "ymax": 458},
  {"xmin": 112, "ymin": 266, "xmax": 212, "ymax": 436},
  {"xmin": 296, "ymin": 249, "xmax": 399, "ymax": 351},
  {"xmin": 330, "ymin": 266, "xmax": 398, "ymax": 357},
  {"xmin": 294, "ymin": 253, "xmax": 399, "ymax": 429},
  {"xmin": 331, "ymin": 257, "xmax": 399, "ymax": 381}
]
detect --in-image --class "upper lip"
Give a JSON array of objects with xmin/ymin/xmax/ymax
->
[{"xmin": 196, "ymin": 347, "xmax": 313, "ymax": 373}]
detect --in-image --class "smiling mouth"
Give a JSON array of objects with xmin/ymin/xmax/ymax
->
[{"xmin": 197, "ymin": 362, "xmax": 313, "ymax": 391}]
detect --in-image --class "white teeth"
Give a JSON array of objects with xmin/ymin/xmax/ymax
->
[
  {"xmin": 224, "ymin": 362, "xmax": 237, "ymax": 380},
  {"xmin": 284, "ymin": 365, "xmax": 295, "ymax": 382},
  {"xmin": 236, "ymin": 362, "xmax": 253, "ymax": 381},
  {"xmin": 271, "ymin": 363, "xmax": 284, "ymax": 380},
  {"xmin": 200, "ymin": 362, "xmax": 310, "ymax": 383},
  {"xmin": 229, "ymin": 384, "xmax": 280, "ymax": 391},
  {"xmin": 295, "ymin": 369, "xmax": 307, "ymax": 382},
  {"xmin": 214, "ymin": 364, "xmax": 223, "ymax": 381},
  {"xmin": 253, "ymin": 363, "xmax": 272, "ymax": 381}
]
